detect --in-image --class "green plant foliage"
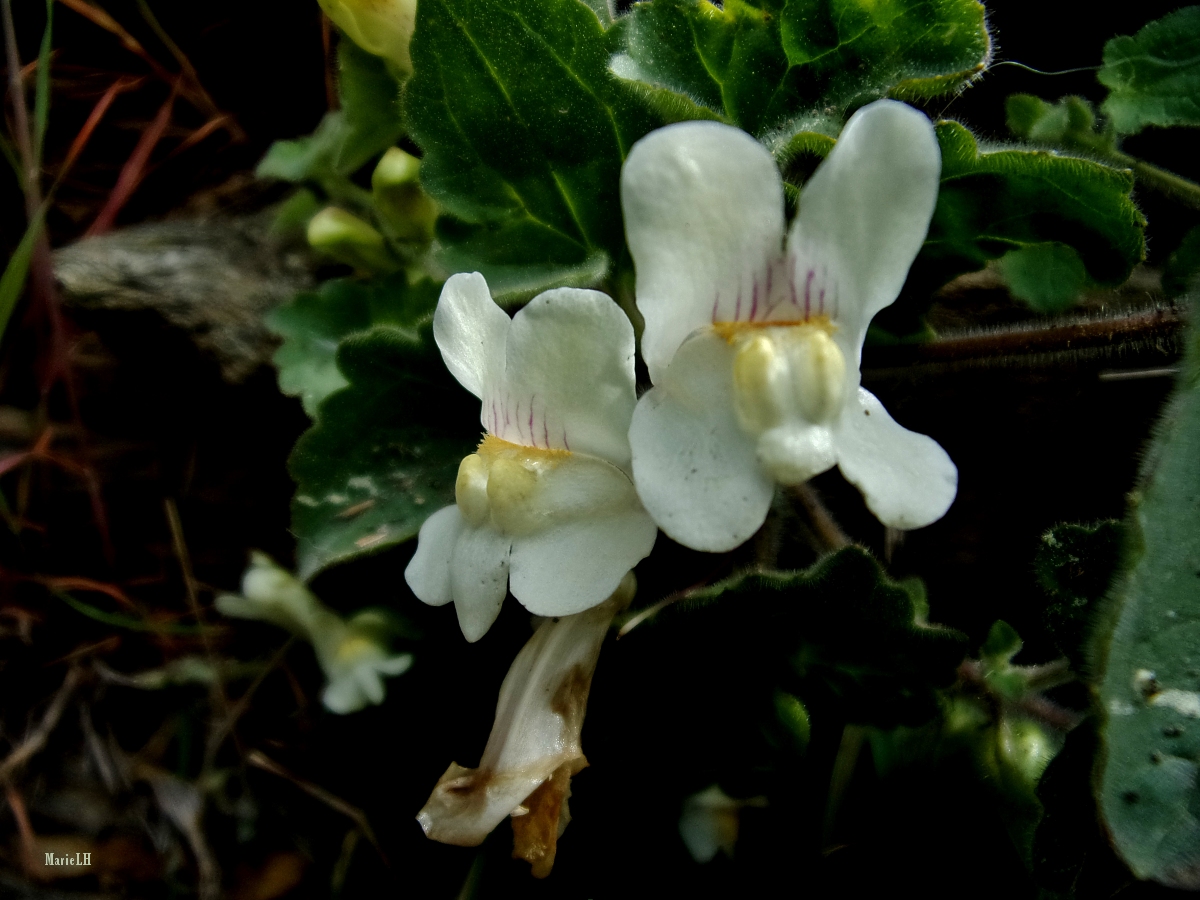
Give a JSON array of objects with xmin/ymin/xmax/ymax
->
[
  {"xmin": 1164, "ymin": 225, "xmax": 1200, "ymax": 297},
  {"xmin": 1096, "ymin": 321, "xmax": 1200, "ymax": 890},
  {"xmin": 405, "ymin": 0, "xmax": 658, "ymax": 300},
  {"xmin": 637, "ymin": 548, "xmax": 968, "ymax": 725},
  {"xmin": 267, "ymin": 276, "xmax": 440, "ymax": 418},
  {"xmin": 997, "ymin": 242, "xmax": 1088, "ymax": 314},
  {"xmin": 258, "ymin": 41, "xmax": 404, "ymax": 189},
  {"xmin": 1035, "ymin": 521, "xmax": 1122, "ymax": 670},
  {"xmin": 1005, "ymin": 94, "xmax": 1115, "ymax": 155},
  {"xmin": 884, "ymin": 121, "xmax": 1146, "ymax": 328},
  {"xmin": 1099, "ymin": 6, "xmax": 1200, "ymax": 134},
  {"xmin": 612, "ymin": 0, "xmax": 990, "ymax": 139},
  {"xmin": 287, "ymin": 325, "xmax": 478, "ymax": 580}
]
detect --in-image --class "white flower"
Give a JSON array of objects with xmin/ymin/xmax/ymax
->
[
  {"xmin": 318, "ymin": 0, "xmax": 416, "ymax": 74},
  {"xmin": 216, "ymin": 552, "xmax": 412, "ymax": 714},
  {"xmin": 416, "ymin": 574, "xmax": 634, "ymax": 876},
  {"xmin": 678, "ymin": 785, "xmax": 767, "ymax": 863},
  {"xmin": 620, "ymin": 100, "xmax": 958, "ymax": 552},
  {"xmin": 404, "ymin": 274, "xmax": 657, "ymax": 642}
]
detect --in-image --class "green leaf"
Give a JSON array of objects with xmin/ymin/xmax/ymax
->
[
  {"xmin": 336, "ymin": 40, "xmax": 406, "ymax": 173},
  {"xmin": 1164, "ymin": 225, "xmax": 1200, "ymax": 298},
  {"xmin": 1035, "ymin": 521, "xmax": 1122, "ymax": 670},
  {"xmin": 634, "ymin": 548, "xmax": 968, "ymax": 725},
  {"xmin": 997, "ymin": 242, "xmax": 1088, "ymax": 314},
  {"xmin": 33, "ymin": 0, "xmax": 52, "ymax": 168},
  {"xmin": 1099, "ymin": 6, "xmax": 1200, "ymax": 134},
  {"xmin": 613, "ymin": 0, "xmax": 990, "ymax": 138},
  {"xmin": 406, "ymin": 0, "xmax": 658, "ymax": 300},
  {"xmin": 257, "ymin": 41, "xmax": 403, "ymax": 188},
  {"xmin": 288, "ymin": 324, "xmax": 478, "ymax": 580},
  {"xmin": 267, "ymin": 275, "xmax": 440, "ymax": 418},
  {"xmin": 1096, "ymin": 320, "xmax": 1200, "ymax": 889},
  {"xmin": 881, "ymin": 121, "xmax": 1146, "ymax": 330},
  {"xmin": 1004, "ymin": 94, "xmax": 1116, "ymax": 156},
  {"xmin": 0, "ymin": 209, "xmax": 45, "ymax": 344}
]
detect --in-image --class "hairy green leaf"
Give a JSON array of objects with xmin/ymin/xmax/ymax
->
[
  {"xmin": 613, "ymin": 0, "xmax": 990, "ymax": 138},
  {"xmin": 1096, "ymin": 321, "xmax": 1200, "ymax": 890},
  {"xmin": 633, "ymin": 548, "xmax": 968, "ymax": 725},
  {"xmin": 881, "ymin": 121, "xmax": 1146, "ymax": 330},
  {"xmin": 267, "ymin": 276, "xmax": 440, "ymax": 418},
  {"xmin": 1099, "ymin": 6, "xmax": 1200, "ymax": 134},
  {"xmin": 997, "ymin": 242, "xmax": 1088, "ymax": 314},
  {"xmin": 288, "ymin": 325, "xmax": 478, "ymax": 579},
  {"xmin": 406, "ymin": 0, "xmax": 657, "ymax": 300}
]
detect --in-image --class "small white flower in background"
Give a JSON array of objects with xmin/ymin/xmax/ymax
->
[
  {"xmin": 318, "ymin": 0, "xmax": 417, "ymax": 74},
  {"xmin": 620, "ymin": 99, "xmax": 958, "ymax": 552},
  {"xmin": 216, "ymin": 552, "xmax": 412, "ymax": 714},
  {"xmin": 678, "ymin": 785, "xmax": 768, "ymax": 863},
  {"xmin": 416, "ymin": 574, "xmax": 635, "ymax": 877},
  {"xmin": 404, "ymin": 274, "xmax": 657, "ymax": 642}
]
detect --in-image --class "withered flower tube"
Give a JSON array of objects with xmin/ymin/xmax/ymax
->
[{"xmin": 417, "ymin": 575, "xmax": 634, "ymax": 876}]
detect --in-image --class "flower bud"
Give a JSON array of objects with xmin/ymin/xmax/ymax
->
[
  {"xmin": 372, "ymin": 148, "xmax": 438, "ymax": 244},
  {"xmin": 306, "ymin": 206, "xmax": 398, "ymax": 274},
  {"xmin": 318, "ymin": 0, "xmax": 416, "ymax": 74}
]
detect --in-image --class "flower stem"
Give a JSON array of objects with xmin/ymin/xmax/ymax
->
[{"xmin": 1106, "ymin": 149, "xmax": 1200, "ymax": 211}]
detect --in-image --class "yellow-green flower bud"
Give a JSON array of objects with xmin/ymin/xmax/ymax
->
[
  {"xmin": 372, "ymin": 147, "xmax": 438, "ymax": 244},
  {"xmin": 318, "ymin": 0, "xmax": 416, "ymax": 74},
  {"xmin": 306, "ymin": 206, "xmax": 399, "ymax": 274}
]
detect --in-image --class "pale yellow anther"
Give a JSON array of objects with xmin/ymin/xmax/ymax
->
[
  {"xmin": 732, "ymin": 334, "xmax": 786, "ymax": 433},
  {"xmin": 455, "ymin": 454, "xmax": 491, "ymax": 527},
  {"xmin": 786, "ymin": 328, "xmax": 845, "ymax": 423},
  {"xmin": 486, "ymin": 456, "xmax": 541, "ymax": 533}
]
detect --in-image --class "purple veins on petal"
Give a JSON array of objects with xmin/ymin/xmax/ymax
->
[
  {"xmin": 750, "ymin": 277, "xmax": 759, "ymax": 321},
  {"xmin": 711, "ymin": 291, "xmax": 720, "ymax": 323}
]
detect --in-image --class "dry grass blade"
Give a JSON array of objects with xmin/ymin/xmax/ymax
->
[
  {"xmin": 85, "ymin": 82, "xmax": 176, "ymax": 236},
  {"xmin": 246, "ymin": 750, "xmax": 388, "ymax": 864},
  {"xmin": 0, "ymin": 665, "xmax": 83, "ymax": 783},
  {"xmin": 55, "ymin": 0, "xmax": 239, "ymax": 139}
]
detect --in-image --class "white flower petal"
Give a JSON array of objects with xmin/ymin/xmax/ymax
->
[
  {"xmin": 757, "ymin": 423, "xmax": 837, "ymax": 485},
  {"xmin": 834, "ymin": 388, "xmax": 957, "ymax": 529},
  {"xmin": 417, "ymin": 591, "xmax": 624, "ymax": 847},
  {"xmin": 404, "ymin": 505, "xmax": 464, "ymax": 607},
  {"xmin": 433, "ymin": 272, "xmax": 510, "ymax": 402},
  {"xmin": 499, "ymin": 289, "xmax": 637, "ymax": 467},
  {"xmin": 321, "ymin": 675, "xmax": 366, "ymax": 715},
  {"xmin": 629, "ymin": 331, "xmax": 774, "ymax": 552},
  {"xmin": 510, "ymin": 508, "xmax": 657, "ymax": 616},
  {"xmin": 450, "ymin": 524, "xmax": 512, "ymax": 642},
  {"xmin": 622, "ymin": 121, "xmax": 785, "ymax": 382},
  {"xmin": 788, "ymin": 100, "xmax": 941, "ymax": 355}
]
